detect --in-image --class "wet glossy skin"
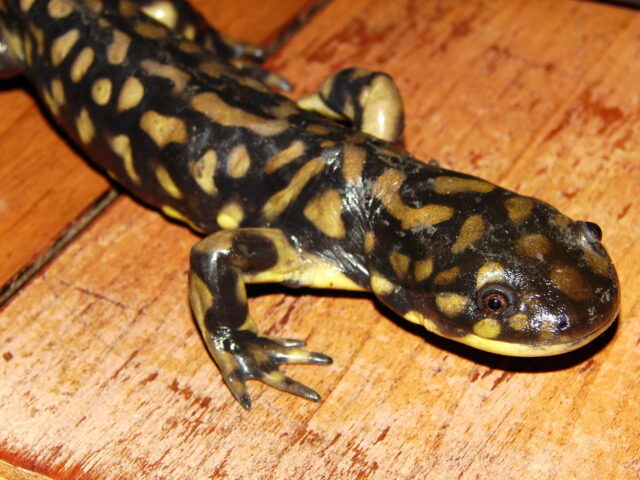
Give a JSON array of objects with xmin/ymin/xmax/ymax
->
[{"xmin": 0, "ymin": 0, "xmax": 620, "ymax": 409}]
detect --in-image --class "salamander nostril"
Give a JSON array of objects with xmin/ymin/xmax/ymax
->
[{"xmin": 582, "ymin": 221, "xmax": 602, "ymax": 243}]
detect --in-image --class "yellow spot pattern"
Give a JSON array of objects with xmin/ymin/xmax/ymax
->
[
  {"xmin": 414, "ymin": 257, "xmax": 433, "ymax": 283},
  {"xmin": 505, "ymin": 196, "xmax": 534, "ymax": 223},
  {"xmin": 263, "ymin": 158, "xmax": 325, "ymax": 220},
  {"xmin": 451, "ymin": 214, "xmax": 486, "ymax": 254},
  {"xmin": 373, "ymin": 169, "xmax": 454, "ymax": 229},
  {"xmin": 191, "ymin": 92, "xmax": 289, "ymax": 137},
  {"xmin": 435, "ymin": 293, "xmax": 468, "ymax": 317},
  {"xmin": 303, "ymin": 189, "xmax": 345, "ymax": 239},
  {"xmin": 107, "ymin": 30, "xmax": 131, "ymax": 64},
  {"xmin": 473, "ymin": 318, "xmax": 501, "ymax": 339},
  {"xmin": 117, "ymin": 76, "xmax": 144, "ymax": 112},
  {"xmin": 140, "ymin": 110, "xmax": 187, "ymax": 148},
  {"xmin": 217, "ymin": 202, "xmax": 245, "ymax": 229},
  {"xmin": 476, "ymin": 262, "xmax": 505, "ymax": 288},
  {"xmin": 433, "ymin": 176, "xmax": 495, "ymax": 194},
  {"xmin": 91, "ymin": 78, "xmax": 112, "ymax": 105},
  {"xmin": 155, "ymin": 165, "xmax": 183, "ymax": 199},
  {"xmin": 75, "ymin": 108, "xmax": 94, "ymax": 144},
  {"xmin": 70, "ymin": 47, "xmax": 94, "ymax": 82},
  {"xmin": 227, "ymin": 145, "xmax": 251, "ymax": 178},
  {"xmin": 264, "ymin": 140, "xmax": 305, "ymax": 174},
  {"xmin": 141, "ymin": 59, "xmax": 190, "ymax": 93},
  {"xmin": 189, "ymin": 149, "xmax": 217, "ymax": 195},
  {"xmin": 51, "ymin": 29, "xmax": 79, "ymax": 66},
  {"xmin": 110, "ymin": 135, "xmax": 140, "ymax": 184}
]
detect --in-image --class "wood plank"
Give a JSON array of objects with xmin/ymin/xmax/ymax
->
[
  {"xmin": 0, "ymin": 0, "xmax": 316, "ymax": 291},
  {"xmin": 1, "ymin": 0, "xmax": 639, "ymax": 479}
]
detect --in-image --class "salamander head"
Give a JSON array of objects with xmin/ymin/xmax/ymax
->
[{"xmin": 368, "ymin": 174, "xmax": 620, "ymax": 357}]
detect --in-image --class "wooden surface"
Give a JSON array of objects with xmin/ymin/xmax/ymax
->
[{"xmin": 1, "ymin": 0, "xmax": 639, "ymax": 479}]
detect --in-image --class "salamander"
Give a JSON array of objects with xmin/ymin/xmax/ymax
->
[{"xmin": 0, "ymin": 0, "xmax": 620, "ymax": 410}]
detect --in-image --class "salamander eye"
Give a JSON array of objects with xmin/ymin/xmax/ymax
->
[
  {"xmin": 477, "ymin": 284, "xmax": 516, "ymax": 316},
  {"xmin": 583, "ymin": 221, "xmax": 602, "ymax": 242},
  {"xmin": 482, "ymin": 292, "xmax": 507, "ymax": 314}
]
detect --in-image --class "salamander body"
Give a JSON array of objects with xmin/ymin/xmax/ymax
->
[{"xmin": 0, "ymin": 0, "xmax": 620, "ymax": 409}]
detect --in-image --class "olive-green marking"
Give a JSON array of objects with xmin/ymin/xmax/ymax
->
[
  {"xmin": 516, "ymin": 233, "xmax": 552, "ymax": 258},
  {"xmin": 549, "ymin": 264, "xmax": 592, "ymax": 301},
  {"xmin": 451, "ymin": 214, "xmax": 486, "ymax": 254},
  {"xmin": 434, "ymin": 266, "xmax": 460, "ymax": 286},
  {"xmin": 433, "ymin": 176, "xmax": 495, "ymax": 195},
  {"xmin": 505, "ymin": 196, "xmax": 534, "ymax": 223}
]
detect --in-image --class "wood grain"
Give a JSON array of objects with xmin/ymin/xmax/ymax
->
[
  {"xmin": 0, "ymin": 0, "xmax": 317, "ymax": 290},
  {"xmin": 1, "ymin": 0, "xmax": 640, "ymax": 479}
]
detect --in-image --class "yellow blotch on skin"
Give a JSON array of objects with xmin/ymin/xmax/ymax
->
[
  {"xmin": 110, "ymin": 135, "xmax": 140, "ymax": 184},
  {"xmin": 508, "ymin": 313, "xmax": 528, "ymax": 331},
  {"xmin": 227, "ymin": 145, "xmax": 251, "ymax": 178},
  {"xmin": 476, "ymin": 262, "xmax": 505, "ymax": 288},
  {"xmin": 414, "ymin": 257, "xmax": 433, "ymax": 283},
  {"xmin": 50, "ymin": 78, "xmax": 65, "ymax": 106},
  {"xmin": 117, "ymin": 76, "xmax": 144, "ymax": 112},
  {"xmin": 189, "ymin": 271, "xmax": 213, "ymax": 325},
  {"xmin": 343, "ymin": 143, "xmax": 366, "ymax": 185},
  {"xmin": 51, "ymin": 29, "xmax": 79, "ymax": 66},
  {"xmin": 141, "ymin": 1, "xmax": 179, "ymax": 29},
  {"xmin": 20, "ymin": 0, "xmax": 36, "ymax": 11},
  {"xmin": 262, "ymin": 158, "xmax": 325, "ymax": 220},
  {"xmin": 371, "ymin": 272, "xmax": 395, "ymax": 296},
  {"xmin": 191, "ymin": 92, "xmax": 289, "ymax": 137},
  {"xmin": 75, "ymin": 108, "xmax": 94, "ymax": 144},
  {"xmin": 47, "ymin": 0, "xmax": 73, "ymax": 18},
  {"xmin": 434, "ymin": 266, "xmax": 460, "ymax": 285},
  {"xmin": 155, "ymin": 165, "xmax": 182, "ymax": 199},
  {"xmin": 582, "ymin": 247, "xmax": 610, "ymax": 277},
  {"xmin": 42, "ymin": 90, "xmax": 59, "ymax": 115},
  {"xmin": 404, "ymin": 310, "xmax": 440, "ymax": 335},
  {"xmin": 505, "ymin": 196, "xmax": 534, "ymax": 223},
  {"xmin": 303, "ymin": 189, "xmax": 345, "ymax": 239},
  {"xmin": 264, "ymin": 140, "xmax": 305, "ymax": 174},
  {"xmin": 107, "ymin": 30, "xmax": 131, "ymax": 64},
  {"xmin": 134, "ymin": 22, "xmax": 167, "ymax": 39},
  {"xmin": 373, "ymin": 169, "xmax": 454, "ymax": 229},
  {"xmin": 433, "ymin": 176, "xmax": 495, "ymax": 195},
  {"xmin": 141, "ymin": 59, "xmax": 190, "ymax": 93},
  {"xmin": 473, "ymin": 318, "xmax": 501, "ymax": 339},
  {"xmin": 435, "ymin": 293, "xmax": 468, "ymax": 318},
  {"xmin": 91, "ymin": 78, "xmax": 112, "ymax": 105},
  {"xmin": 162, "ymin": 206, "xmax": 203, "ymax": 232},
  {"xmin": 389, "ymin": 251, "xmax": 410, "ymax": 279},
  {"xmin": 516, "ymin": 233, "xmax": 552, "ymax": 258},
  {"xmin": 28, "ymin": 23, "xmax": 45, "ymax": 54},
  {"xmin": 70, "ymin": 47, "xmax": 94, "ymax": 82},
  {"xmin": 364, "ymin": 232, "xmax": 375, "ymax": 254},
  {"xmin": 217, "ymin": 202, "xmax": 245, "ymax": 229},
  {"xmin": 549, "ymin": 264, "xmax": 592, "ymax": 301},
  {"xmin": 189, "ymin": 149, "xmax": 217, "ymax": 195},
  {"xmin": 139, "ymin": 110, "xmax": 187, "ymax": 148},
  {"xmin": 451, "ymin": 214, "xmax": 486, "ymax": 254}
]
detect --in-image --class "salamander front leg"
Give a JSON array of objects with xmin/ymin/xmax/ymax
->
[
  {"xmin": 189, "ymin": 229, "xmax": 331, "ymax": 410},
  {"xmin": 298, "ymin": 67, "xmax": 405, "ymax": 142}
]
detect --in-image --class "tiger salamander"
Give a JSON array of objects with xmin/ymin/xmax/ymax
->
[{"xmin": 0, "ymin": 0, "xmax": 620, "ymax": 409}]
